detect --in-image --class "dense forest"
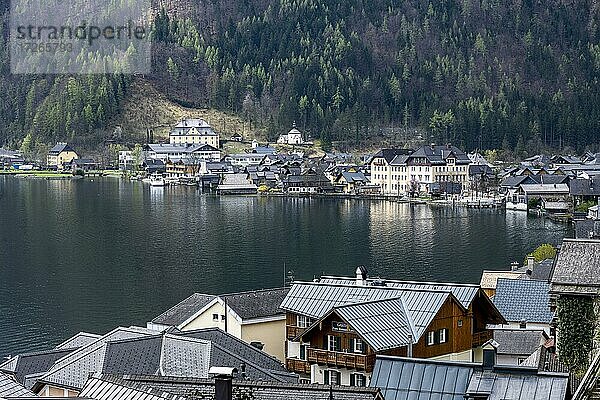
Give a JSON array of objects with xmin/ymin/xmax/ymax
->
[{"xmin": 2, "ymin": 0, "xmax": 600, "ymax": 155}]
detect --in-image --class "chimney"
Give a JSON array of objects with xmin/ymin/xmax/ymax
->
[
  {"xmin": 482, "ymin": 340, "xmax": 499, "ymax": 370},
  {"xmin": 355, "ymin": 266, "xmax": 368, "ymax": 286},
  {"xmin": 210, "ymin": 367, "xmax": 237, "ymax": 400},
  {"xmin": 526, "ymin": 256, "xmax": 535, "ymax": 272},
  {"xmin": 215, "ymin": 377, "xmax": 232, "ymax": 400},
  {"xmin": 407, "ymin": 335, "xmax": 413, "ymax": 358}
]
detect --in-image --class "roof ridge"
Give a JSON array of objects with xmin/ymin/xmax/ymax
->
[
  {"xmin": 292, "ymin": 280, "xmax": 460, "ymax": 295},
  {"xmin": 319, "ymin": 276, "xmax": 480, "ymax": 288},
  {"xmin": 220, "ymin": 286, "xmax": 288, "ymax": 297}
]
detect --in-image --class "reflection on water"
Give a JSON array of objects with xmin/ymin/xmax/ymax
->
[{"xmin": 0, "ymin": 177, "xmax": 571, "ymax": 355}]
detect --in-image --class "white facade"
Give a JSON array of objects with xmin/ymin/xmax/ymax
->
[
  {"xmin": 170, "ymin": 118, "xmax": 220, "ymax": 148},
  {"xmin": 225, "ymin": 154, "xmax": 264, "ymax": 167},
  {"xmin": 144, "ymin": 144, "xmax": 220, "ymax": 163},
  {"xmin": 278, "ymin": 127, "xmax": 304, "ymax": 145},
  {"xmin": 370, "ymin": 146, "xmax": 470, "ymax": 195}
]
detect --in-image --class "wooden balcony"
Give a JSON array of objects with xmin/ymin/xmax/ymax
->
[
  {"xmin": 473, "ymin": 330, "xmax": 494, "ymax": 347},
  {"xmin": 286, "ymin": 326, "xmax": 306, "ymax": 339},
  {"xmin": 307, "ymin": 348, "xmax": 375, "ymax": 372},
  {"xmin": 286, "ymin": 358, "xmax": 311, "ymax": 375}
]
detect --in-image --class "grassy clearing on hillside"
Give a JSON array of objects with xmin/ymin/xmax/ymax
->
[{"xmin": 111, "ymin": 79, "xmax": 266, "ymax": 143}]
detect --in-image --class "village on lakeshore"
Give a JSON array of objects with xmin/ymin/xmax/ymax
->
[
  {"xmin": 0, "ymin": 237, "xmax": 599, "ymax": 400},
  {"xmin": 2, "ymin": 118, "xmax": 600, "ymax": 225}
]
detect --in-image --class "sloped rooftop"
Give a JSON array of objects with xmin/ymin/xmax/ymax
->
[{"xmin": 492, "ymin": 279, "xmax": 553, "ymax": 324}]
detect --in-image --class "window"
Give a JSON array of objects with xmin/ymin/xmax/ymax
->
[
  {"xmin": 299, "ymin": 378, "xmax": 311, "ymax": 384},
  {"xmin": 221, "ymin": 314, "xmax": 226, "ymax": 321},
  {"xmin": 300, "ymin": 344, "xmax": 309, "ymax": 360},
  {"xmin": 212, "ymin": 314, "xmax": 219, "ymax": 321},
  {"xmin": 351, "ymin": 373, "xmax": 366, "ymax": 387},
  {"xmin": 327, "ymin": 335, "xmax": 341, "ymax": 352},
  {"xmin": 354, "ymin": 338, "xmax": 365, "ymax": 353},
  {"xmin": 324, "ymin": 370, "xmax": 341, "ymax": 385},
  {"xmin": 458, "ymin": 319, "xmax": 463, "ymax": 327},
  {"xmin": 438, "ymin": 328, "xmax": 447, "ymax": 344},
  {"xmin": 426, "ymin": 331, "xmax": 435, "ymax": 346}
]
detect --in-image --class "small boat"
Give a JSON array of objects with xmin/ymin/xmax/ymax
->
[{"xmin": 149, "ymin": 176, "xmax": 167, "ymax": 187}]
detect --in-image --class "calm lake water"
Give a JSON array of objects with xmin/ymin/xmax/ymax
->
[{"xmin": 0, "ymin": 176, "xmax": 571, "ymax": 356}]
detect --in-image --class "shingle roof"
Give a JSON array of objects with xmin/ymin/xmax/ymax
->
[
  {"xmin": 82, "ymin": 374, "xmax": 383, "ymax": 400},
  {"xmin": 0, "ymin": 348, "xmax": 76, "ymax": 387},
  {"xmin": 551, "ymin": 239, "xmax": 600, "ymax": 295},
  {"xmin": 493, "ymin": 330, "xmax": 546, "ymax": 356},
  {"xmin": 34, "ymin": 326, "xmax": 157, "ymax": 391},
  {"xmin": 370, "ymin": 356, "xmax": 475, "ymax": 400},
  {"xmin": 371, "ymin": 149, "xmax": 412, "ymax": 164},
  {"xmin": 151, "ymin": 293, "xmax": 217, "ymax": 326},
  {"xmin": 479, "ymin": 271, "xmax": 523, "ymax": 290},
  {"xmin": 465, "ymin": 370, "xmax": 568, "ymax": 400},
  {"xmin": 48, "ymin": 142, "xmax": 74, "ymax": 155},
  {"xmin": 409, "ymin": 145, "xmax": 471, "ymax": 165},
  {"xmin": 221, "ymin": 287, "xmax": 289, "ymax": 320},
  {"xmin": 0, "ymin": 371, "xmax": 36, "ymax": 398},
  {"xmin": 151, "ymin": 288, "xmax": 288, "ymax": 328},
  {"xmin": 569, "ymin": 178, "xmax": 600, "ymax": 196},
  {"xmin": 492, "ymin": 279, "xmax": 553, "ymax": 324},
  {"xmin": 54, "ymin": 332, "xmax": 101, "ymax": 350},
  {"xmin": 180, "ymin": 328, "xmax": 295, "ymax": 383}
]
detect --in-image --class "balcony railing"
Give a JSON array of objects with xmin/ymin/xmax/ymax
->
[
  {"xmin": 286, "ymin": 326, "xmax": 306, "ymax": 339},
  {"xmin": 472, "ymin": 330, "xmax": 493, "ymax": 347},
  {"xmin": 286, "ymin": 358, "xmax": 311, "ymax": 375},
  {"xmin": 307, "ymin": 348, "xmax": 375, "ymax": 371}
]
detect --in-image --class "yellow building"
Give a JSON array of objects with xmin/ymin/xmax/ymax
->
[
  {"xmin": 47, "ymin": 143, "xmax": 78, "ymax": 170},
  {"xmin": 148, "ymin": 288, "xmax": 289, "ymax": 362}
]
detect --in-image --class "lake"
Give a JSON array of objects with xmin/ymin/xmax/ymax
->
[{"xmin": 0, "ymin": 176, "xmax": 571, "ymax": 356}]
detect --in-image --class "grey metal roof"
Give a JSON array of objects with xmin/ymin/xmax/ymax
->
[
  {"xmin": 493, "ymin": 330, "xmax": 546, "ymax": 356},
  {"xmin": 551, "ymin": 239, "xmax": 600, "ymax": 295},
  {"xmin": 151, "ymin": 294, "xmax": 217, "ymax": 326},
  {"xmin": 336, "ymin": 298, "xmax": 413, "ymax": 351},
  {"xmin": 409, "ymin": 145, "xmax": 471, "ymax": 165},
  {"xmin": 0, "ymin": 371, "xmax": 36, "ymax": 398},
  {"xmin": 318, "ymin": 277, "xmax": 479, "ymax": 309},
  {"xmin": 370, "ymin": 356, "xmax": 475, "ymax": 400},
  {"xmin": 84, "ymin": 374, "xmax": 383, "ymax": 400},
  {"xmin": 520, "ymin": 183, "xmax": 569, "ymax": 194},
  {"xmin": 280, "ymin": 282, "xmax": 412, "ymax": 319},
  {"xmin": 574, "ymin": 219, "xmax": 600, "ymax": 240},
  {"xmin": 492, "ymin": 279, "xmax": 553, "ymax": 324},
  {"xmin": 79, "ymin": 374, "xmax": 186, "ymax": 400},
  {"xmin": 465, "ymin": 370, "xmax": 569, "ymax": 400}
]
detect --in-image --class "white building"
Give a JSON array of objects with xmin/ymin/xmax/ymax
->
[
  {"xmin": 370, "ymin": 144, "xmax": 471, "ymax": 195},
  {"xmin": 144, "ymin": 144, "xmax": 221, "ymax": 163},
  {"xmin": 277, "ymin": 124, "xmax": 304, "ymax": 145},
  {"xmin": 169, "ymin": 118, "xmax": 220, "ymax": 148}
]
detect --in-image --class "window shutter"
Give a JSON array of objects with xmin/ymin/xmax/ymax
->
[
  {"xmin": 444, "ymin": 328, "xmax": 449, "ymax": 343},
  {"xmin": 350, "ymin": 374, "xmax": 355, "ymax": 386},
  {"xmin": 335, "ymin": 336, "xmax": 342, "ymax": 351},
  {"xmin": 323, "ymin": 335, "xmax": 328, "ymax": 350},
  {"xmin": 349, "ymin": 338, "xmax": 355, "ymax": 352},
  {"xmin": 335, "ymin": 371, "xmax": 341, "ymax": 384},
  {"xmin": 324, "ymin": 370, "xmax": 329, "ymax": 385},
  {"xmin": 300, "ymin": 345, "xmax": 305, "ymax": 360}
]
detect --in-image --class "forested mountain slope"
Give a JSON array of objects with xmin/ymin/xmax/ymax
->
[{"xmin": 2, "ymin": 0, "xmax": 600, "ymax": 153}]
